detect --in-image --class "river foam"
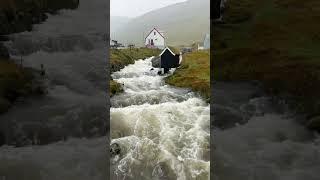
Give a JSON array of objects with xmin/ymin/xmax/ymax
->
[{"xmin": 111, "ymin": 58, "xmax": 210, "ymax": 180}]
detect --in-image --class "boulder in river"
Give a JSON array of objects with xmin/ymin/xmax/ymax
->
[
  {"xmin": 151, "ymin": 56, "xmax": 160, "ymax": 68},
  {"xmin": 110, "ymin": 143, "xmax": 121, "ymax": 156},
  {"xmin": 306, "ymin": 116, "xmax": 320, "ymax": 131}
]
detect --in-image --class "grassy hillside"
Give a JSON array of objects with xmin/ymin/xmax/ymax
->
[
  {"xmin": 113, "ymin": 0, "xmax": 209, "ymax": 46},
  {"xmin": 0, "ymin": 59, "xmax": 41, "ymax": 113},
  {"xmin": 213, "ymin": 0, "xmax": 320, "ymax": 119},
  {"xmin": 166, "ymin": 50, "xmax": 210, "ymax": 100},
  {"xmin": 110, "ymin": 48, "xmax": 161, "ymax": 96}
]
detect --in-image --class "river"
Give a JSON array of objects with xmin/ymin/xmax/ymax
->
[
  {"xmin": 0, "ymin": 0, "xmax": 107, "ymax": 179},
  {"xmin": 110, "ymin": 58, "xmax": 210, "ymax": 180},
  {"xmin": 213, "ymin": 82, "xmax": 320, "ymax": 180}
]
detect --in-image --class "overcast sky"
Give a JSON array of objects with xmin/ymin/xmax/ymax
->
[{"xmin": 111, "ymin": 0, "xmax": 187, "ymax": 18}]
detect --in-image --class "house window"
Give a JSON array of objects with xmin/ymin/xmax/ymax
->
[{"xmin": 154, "ymin": 32, "xmax": 156, "ymax": 35}]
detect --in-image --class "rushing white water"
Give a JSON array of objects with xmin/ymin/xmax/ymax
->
[
  {"xmin": 0, "ymin": 0, "xmax": 108, "ymax": 179},
  {"xmin": 110, "ymin": 58, "xmax": 210, "ymax": 180},
  {"xmin": 213, "ymin": 82, "xmax": 320, "ymax": 180}
]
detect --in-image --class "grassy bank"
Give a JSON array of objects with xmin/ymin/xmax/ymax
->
[
  {"xmin": 213, "ymin": 0, "xmax": 320, "ymax": 116},
  {"xmin": 110, "ymin": 47, "xmax": 161, "ymax": 96},
  {"xmin": 0, "ymin": 59, "xmax": 39, "ymax": 113},
  {"xmin": 165, "ymin": 50, "xmax": 210, "ymax": 100}
]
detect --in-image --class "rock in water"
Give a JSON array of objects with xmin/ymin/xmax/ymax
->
[
  {"xmin": 306, "ymin": 116, "xmax": 320, "ymax": 131},
  {"xmin": 151, "ymin": 56, "xmax": 160, "ymax": 68},
  {"xmin": 110, "ymin": 143, "xmax": 121, "ymax": 156}
]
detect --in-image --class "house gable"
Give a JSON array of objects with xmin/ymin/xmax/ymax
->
[
  {"xmin": 159, "ymin": 47, "xmax": 175, "ymax": 56},
  {"xmin": 145, "ymin": 28, "xmax": 165, "ymax": 40}
]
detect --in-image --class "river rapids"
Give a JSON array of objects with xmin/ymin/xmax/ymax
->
[{"xmin": 110, "ymin": 58, "xmax": 210, "ymax": 180}]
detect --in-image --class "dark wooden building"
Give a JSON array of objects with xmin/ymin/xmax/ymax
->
[{"xmin": 159, "ymin": 47, "xmax": 180, "ymax": 73}]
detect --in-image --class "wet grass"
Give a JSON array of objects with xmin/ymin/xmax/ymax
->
[
  {"xmin": 166, "ymin": 50, "xmax": 210, "ymax": 100},
  {"xmin": 0, "ymin": 59, "xmax": 35, "ymax": 113},
  {"xmin": 213, "ymin": 0, "xmax": 320, "ymax": 115},
  {"xmin": 110, "ymin": 48, "xmax": 161, "ymax": 72},
  {"xmin": 110, "ymin": 80, "xmax": 123, "ymax": 97}
]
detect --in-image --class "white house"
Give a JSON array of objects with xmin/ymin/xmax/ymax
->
[
  {"xmin": 203, "ymin": 33, "xmax": 210, "ymax": 49},
  {"xmin": 198, "ymin": 33, "xmax": 210, "ymax": 50},
  {"xmin": 145, "ymin": 28, "xmax": 165, "ymax": 49}
]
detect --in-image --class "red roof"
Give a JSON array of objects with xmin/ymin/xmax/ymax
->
[{"xmin": 145, "ymin": 28, "xmax": 165, "ymax": 40}]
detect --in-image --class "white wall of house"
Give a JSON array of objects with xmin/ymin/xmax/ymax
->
[
  {"xmin": 203, "ymin": 33, "xmax": 210, "ymax": 49},
  {"xmin": 145, "ymin": 29, "xmax": 165, "ymax": 49}
]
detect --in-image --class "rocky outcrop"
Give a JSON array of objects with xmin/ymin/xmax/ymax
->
[{"xmin": 151, "ymin": 56, "xmax": 160, "ymax": 68}]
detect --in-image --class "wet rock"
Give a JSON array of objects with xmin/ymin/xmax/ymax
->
[
  {"xmin": 151, "ymin": 56, "xmax": 160, "ymax": 68},
  {"xmin": 306, "ymin": 116, "xmax": 320, "ymax": 131},
  {"xmin": 110, "ymin": 143, "xmax": 121, "ymax": 156}
]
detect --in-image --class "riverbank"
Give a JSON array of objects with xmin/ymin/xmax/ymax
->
[
  {"xmin": 0, "ymin": 59, "xmax": 46, "ymax": 114},
  {"xmin": 165, "ymin": 50, "xmax": 210, "ymax": 100},
  {"xmin": 0, "ymin": 0, "xmax": 79, "ymax": 35},
  {"xmin": 110, "ymin": 48, "xmax": 161, "ymax": 96},
  {"xmin": 213, "ymin": 0, "xmax": 320, "ymax": 129},
  {"xmin": 0, "ymin": 0, "xmax": 80, "ymax": 115}
]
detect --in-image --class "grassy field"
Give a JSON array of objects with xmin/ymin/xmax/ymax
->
[
  {"xmin": 110, "ymin": 47, "xmax": 161, "ymax": 96},
  {"xmin": 213, "ymin": 0, "xmax": 320, "ymax": 116},
  {"xmin": 0, "ymin": 59, "xmax": 36, "ymax": 113},
  {"xmin": 165, "ymin": 50, "xmax": 210, "ymax": 100}
]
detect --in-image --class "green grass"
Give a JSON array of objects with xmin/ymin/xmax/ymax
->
[
  {"xmin": 0, "ymin": 59, "xmax": 35, "ymax": 113},
  {"xmin": 213, "ymin": 0, "xmax": 320, "ymax": 115},
  {"xmin": 166, "ymin": 50, "xmax": 210, "ymax": 100},
  {"xmin": 110, "ymin": 47, "xmax": 161, "ymax": 73},
  {"xmin": 110, "ymin": 80, "xmax": 123, "ymax": 97}
]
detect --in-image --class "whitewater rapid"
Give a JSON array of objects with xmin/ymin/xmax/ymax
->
[
  {"xmin": 110, "ymin": 58, "xmax": 210, "ymax": 180},
  {"xmin": 212, "ymin": 82, "xmax": 320, "ymax": 180}
]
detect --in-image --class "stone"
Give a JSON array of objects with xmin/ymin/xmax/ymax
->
[
  {"xmin": 306, "ymin": 116, "xmax": 320, "ymax": 131},
  {"xmin": 110, "ymin": 142, "xmax": 121, "ymax": 156}
]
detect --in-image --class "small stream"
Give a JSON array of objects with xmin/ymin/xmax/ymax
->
[{"xmin": 110, "ymin": 58, "xmax": 210, "ymax": 180}]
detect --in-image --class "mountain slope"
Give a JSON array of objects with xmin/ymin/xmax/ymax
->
[
  {"xmin": 113, "ymin": 0, "xmax": 210, "ymax": 46},
  {"xmin": 110, "ymin": 16, "xmax": 130, "ymax": 38}
]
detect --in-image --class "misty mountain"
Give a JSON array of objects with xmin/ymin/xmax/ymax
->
[
  {"xmin": 112, "ymin": 0, "xmax": 210, "ymax": 46},
  {"xmin": 110, "ymin": 16, "xmax": 130, "ymax": 38}
]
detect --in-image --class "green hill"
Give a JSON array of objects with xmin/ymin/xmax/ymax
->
[
  {"xmin": 213, "ymin": 0, "xmax": 320, "ymax": 121},
  {"xmin": 112, "ymin": 0, "xmax": 209, "ymax": 46}
]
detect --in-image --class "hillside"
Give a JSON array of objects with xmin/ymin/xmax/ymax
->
[
  {"xmin": 213, "ymin": 0, "xmax": 320, "ymax": 126},
  {"xmin": 112, "ymin": 0, "xmax": 209, "ymax": 46},
  {"xmin": 110, "ymin": 16, "xmax": 130, "ymax": 38}
]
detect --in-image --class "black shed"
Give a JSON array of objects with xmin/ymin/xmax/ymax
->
[{"xmin": 159, "ymin": 47, "xmax": 180, "ymax": 71}]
